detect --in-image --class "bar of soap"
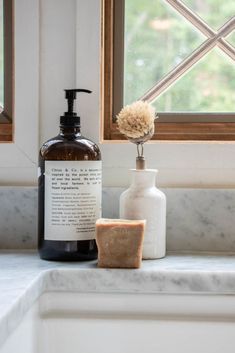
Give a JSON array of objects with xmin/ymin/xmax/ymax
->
[{"xmin": 96, "ymin": 218, "xmax": 146, "ymax": 269}]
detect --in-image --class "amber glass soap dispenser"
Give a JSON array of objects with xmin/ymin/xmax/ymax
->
[{"xmin": 38, "ymin": 89, "xmax": 101, "ymax": 261}]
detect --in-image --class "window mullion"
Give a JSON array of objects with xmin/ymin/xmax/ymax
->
[{"xmin": 140, "ymin": 7, "xmax": 235, "ymax": 103}]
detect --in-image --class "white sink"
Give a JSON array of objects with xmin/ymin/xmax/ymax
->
[{"xmin": 2, "ymin": 289, "xmax": 235, "ymax": 353}]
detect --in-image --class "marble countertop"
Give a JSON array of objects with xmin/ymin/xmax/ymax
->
[{"xmin": 2, "ymin": 251, "xmax": 235, "ymax": 347}]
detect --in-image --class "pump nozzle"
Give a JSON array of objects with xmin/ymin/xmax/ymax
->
[
  {"xmin": 65, "ymin": 89, "xmax": 92, "ymax": 115},
  {"xmin": 65, "ymin": 89, "xmax": 92, "ymax": 100},
  {"xmin": 60, "ymin": 89, "xmax": 92, "ymax": 127}
]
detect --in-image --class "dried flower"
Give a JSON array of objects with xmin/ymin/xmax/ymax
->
[
  {"xmin": 116, "ymin": 101, "xmax": 156, "ymax": 141},
  {"xmin": 116, "ymin": 100, "xmax": 157, "ymax": 170}
]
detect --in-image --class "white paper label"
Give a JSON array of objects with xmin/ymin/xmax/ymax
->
[{"xmin": 44, "ymin": 160, "xmax": 102, "ymax": 241}]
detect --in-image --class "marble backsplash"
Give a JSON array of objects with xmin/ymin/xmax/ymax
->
[{"xmin": 1, "ymin": 187, "xmax": 235, "ymax": 252}]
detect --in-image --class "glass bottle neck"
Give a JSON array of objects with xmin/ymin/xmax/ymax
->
[{"xmin": 59, "ymin": 126, "xmax": 81, "ymax": 137}]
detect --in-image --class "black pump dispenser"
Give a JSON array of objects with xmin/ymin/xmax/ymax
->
[
  {"xmin": 60, "ymin": 89, "xmax": 92, "ymax": 127},
  {"xmin": 39, "ymin": 87, "xmax": 101, "ymax": 262}
]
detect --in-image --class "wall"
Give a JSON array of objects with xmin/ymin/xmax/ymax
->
[
  {"xmin": 1, "ymin": 0, "xmax": 235, "ymax": 187},
  {"xmin": 2, "ymin": 186, "xmax": 235, "ymax": 252}
]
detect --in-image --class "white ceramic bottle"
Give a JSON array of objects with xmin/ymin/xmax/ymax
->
[{"xmin": 120, "ymin": 169, "xmax": 166, "ymax": 259}]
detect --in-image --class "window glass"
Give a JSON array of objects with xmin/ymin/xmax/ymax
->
[
  {"xmin": 153, "ymin": 48, "xmax": 235, "ymax": 112},
  {"xmin": 227, "ymin": 32, "xmax": 235, "ymax": 47},
  {"xmin": 0, "ymin": 0, "xmax": 3, "ymax": 109},
  {"xmin": 123, "ymin": 0, "xmax": 235, "ymax": 113},
  {"xmin": 183, "ymin": 0, "xmax": 235, "ymax": 31},
  {"xmin": 124, "ymin": 0, "xmax": 205, "ymax": 105}
]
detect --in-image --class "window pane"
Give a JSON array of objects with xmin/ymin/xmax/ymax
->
[
  {"xmin": 227, "ymin": 31, "xmax": 235, "ymax": 47},
  {"xmin": 152, "ymin": 49, "xmax": 235, "ymax": 113},
  {"xmin": 183, "ymin": 0, "xmax": 235, "ymax": 31},
  {"xmin": 0, "ymin": 0, "xmax": 3, "ymax": 109},
  {"xmin": 124, "ymin": 0, "xmax": 205, "ymax": 105}
]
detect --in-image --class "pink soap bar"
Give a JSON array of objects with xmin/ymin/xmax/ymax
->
[{"xmin": 96, "ymin": 218, "xmax": 146, "ymax": 269}]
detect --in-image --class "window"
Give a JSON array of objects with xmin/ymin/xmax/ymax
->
[
  {"xmin": 101, "ymin": 0, "xmax": 235, "ymax": 141},
  {"xmin": 0, "ymin": 0, "xmax": 13, "ymax": 142},
  {"xmin": 0, "ymin": 0, "xmax": 39, "ymax": 186},
  {"xmin": 0, "ymin": 0, "xmax": 3, "ymax": 108}
]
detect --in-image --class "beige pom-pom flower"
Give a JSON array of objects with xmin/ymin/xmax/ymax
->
[{"xmin": 116, "ymin": 101, "xmax": 156, "ymax": 142}]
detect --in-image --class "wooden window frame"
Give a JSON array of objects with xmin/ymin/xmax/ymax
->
[
  {"xmin": 101, "ymin": 0, "xmax": 235, "ymax": 141},
  {"xmin": 0, "ymin": 0, "xmax": 14, "ymax": 142}
]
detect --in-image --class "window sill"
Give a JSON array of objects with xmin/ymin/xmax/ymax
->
[{"xmin": 104, "ymin": 122, "xmax": 235, "ymax": 141}]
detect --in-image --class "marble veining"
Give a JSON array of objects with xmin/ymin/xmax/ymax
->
[
  {"xmin": 1, "ymin": 187, "xmax": 235, "ymax": 251},
  {"xmin": 104, "ymin": 187, "xmax": 235, "ymax": 252},
  {"xmin": 0, "ymin": 187, "xmax": 37, "ymax": 249},
  {"xmin": 1, "ymin": 251, "xmax": 235, "ymax": 347}
]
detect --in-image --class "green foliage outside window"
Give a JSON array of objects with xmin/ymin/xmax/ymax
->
[
  {"xmin": 0, "ymin": 0, "xmax": 3, "ymax": 108},
  {"xmin": 124, "ymin": 0, "xmax": 235, "ymax": 112}
]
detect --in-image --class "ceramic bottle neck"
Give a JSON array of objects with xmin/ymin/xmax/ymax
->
[{"xmin": 130, "ymin": 169, "xmax": 157, "ymax": 189}]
